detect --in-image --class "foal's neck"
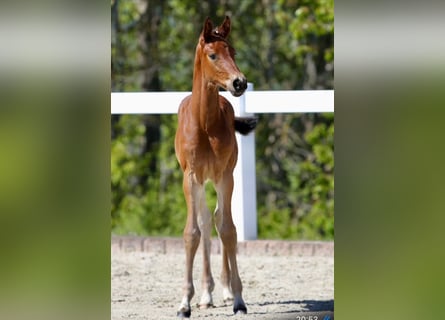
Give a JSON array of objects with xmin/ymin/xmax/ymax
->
[{"xmin": 191, "ymin": 53, "xmax": 221, "ymax": 133}]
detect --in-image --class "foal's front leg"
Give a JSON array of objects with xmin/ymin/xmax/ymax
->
[{"xmin": 177, "ymin": 172, "xmax": 201, "ymax": 318}]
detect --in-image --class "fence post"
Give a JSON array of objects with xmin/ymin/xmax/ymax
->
[{"xmin": 232, "ymin": 83, "xmax": 257, "ymax": 241}]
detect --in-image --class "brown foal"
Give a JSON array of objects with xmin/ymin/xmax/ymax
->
[{"xmin": 174, "ymin": 16, "xmax": 256, "ymax": 318}]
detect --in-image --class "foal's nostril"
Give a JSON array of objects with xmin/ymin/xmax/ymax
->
[
  {"xmin": 233, "ymin": 79, "xmax": 241, "ymax": 91},
  {"xmin": 233, "ymin": 78, "xmax": 247, "ymax": 92}
]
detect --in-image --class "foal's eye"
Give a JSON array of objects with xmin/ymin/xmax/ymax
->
[{"xmin": 208, "ymin": 53, "xmax": 217, "ymax": 60}]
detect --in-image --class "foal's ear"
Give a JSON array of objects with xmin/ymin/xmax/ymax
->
[
  {"xmin": 216, "ymin": 15, "xmax": 231, "ymax": 39},
  {"xmin": 202, "ymin": 17, "xmax": 214, "ymax": 43}
]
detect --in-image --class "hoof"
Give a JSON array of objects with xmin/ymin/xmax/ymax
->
[
  {"xmin": 223, "ymin": 297, "xmax": 234, "ymax": 304},
  {"xmin": 177, "ymin": 310, "xmax": 191, "ymax": 318},
  {"xmin": 222, "ymin": 288, "xmax": 234, "ymax": 303},
  {"xmin": 198, "ymin": 303, "xmax": 213, "ymax": 309},
  {"xmin": 223, "ymin": 299, "xmax": 233, "ymax": 307},
  {"xmin": 233, "ymin": 304, "xmax": 247, "ymax": 315}
]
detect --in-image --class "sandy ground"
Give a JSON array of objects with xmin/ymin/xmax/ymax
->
[{"xmin": 111, "ymin": 240, "xmax": 334, "ymax": 320}]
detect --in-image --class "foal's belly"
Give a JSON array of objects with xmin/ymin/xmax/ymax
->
[{"xmin": 190, "ymin": 149, "xmax": 235, "ymax": 185}]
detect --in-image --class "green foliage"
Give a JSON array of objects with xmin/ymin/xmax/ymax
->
[
  {"xmin": 111, "ymin": 114, "xmax": 185, "ymax": 236},
  {"xmin": 256, "ymin": 113, "xmax": 334, "ymax": 240},
  {"xmin": 111, "ymin": 0, "xmax": 334, "ymax": 240}
]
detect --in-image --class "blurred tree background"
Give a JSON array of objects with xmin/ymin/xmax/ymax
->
[{"xmin": 111, "ymin": 0, "xmax": 334, "ymax": 240}]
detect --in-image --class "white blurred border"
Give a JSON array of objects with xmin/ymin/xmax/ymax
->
[
  {"xmin": 336, "ymin": 3, "xmax": 445, "ymax": 73},
  {"xmin": 0, "ymin": 8, "xmax": 108, "ymax": 75}
]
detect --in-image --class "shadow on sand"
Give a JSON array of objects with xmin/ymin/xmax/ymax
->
[
  {"xmin": 257, "ymin": 299, "xmax": 333, "ymax": 311},
  {"xmin": 247, "ymin": 299, "xmax": 334, "ymax": 319}
]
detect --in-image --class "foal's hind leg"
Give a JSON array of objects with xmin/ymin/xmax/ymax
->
[
  {"xmin": 215, "ymin": 173, "xmax": 247, "ymax": 314},
  {"xmin": 215, "ymin": 196, "xmax": 234, "ymax": 305},
  {"xmin": 197, "ymin": 189, "xmax": 215, "ymax": 308}
]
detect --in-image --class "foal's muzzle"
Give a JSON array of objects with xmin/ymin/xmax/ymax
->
[{"xmin": 232, "ymin": 77, "xmax": 247, "ymax": 97}]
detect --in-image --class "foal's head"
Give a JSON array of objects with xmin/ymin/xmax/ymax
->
[{"xmin": 197, "ymin": 16, "xmax": 247, "ymax": 97}]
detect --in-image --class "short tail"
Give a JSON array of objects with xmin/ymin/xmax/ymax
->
[{"xmin": 234, "ymin": 117, "xmax": 258, "ymax": 135}]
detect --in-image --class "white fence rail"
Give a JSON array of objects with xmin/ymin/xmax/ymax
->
[{"xmin": 111, "ymin": 84, "xmax": 334, "ymax": 241}]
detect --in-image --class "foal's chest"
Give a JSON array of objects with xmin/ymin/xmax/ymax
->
[{"xmin": 190, "ymin": 134, "xmax": 236, "ymax": 183}]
